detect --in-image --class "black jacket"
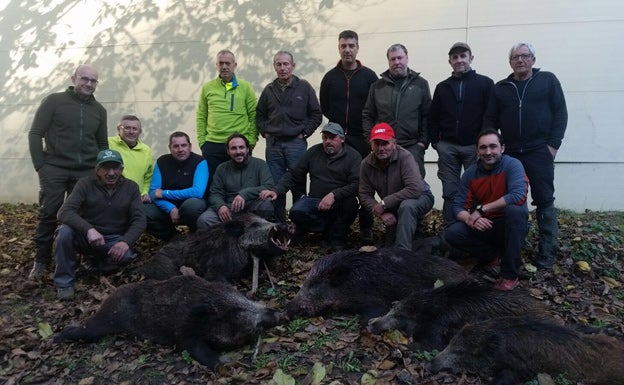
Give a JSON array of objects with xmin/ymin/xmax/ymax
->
[
  {"xmin": 483, "ymin": 68, "xmax": 568, "ymax": 152},
  {"xmin": 429, "ymin": 70, "xmax": 494, "ymax": 146},
  {"xmin": 319, "ymin": 60, "xmax": 377, "ymax": 136}
]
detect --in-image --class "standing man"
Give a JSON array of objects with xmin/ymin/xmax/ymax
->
[
  {"xmin": 359, "ymin": 123, "xmax": 435, "ymax": 250},
  {"xmin": 54, "ymin": 149, "xmax": 146, "ymax": 299},
  {"xmin": 362, "ymin": 44, "xmax": 431, "ymax": 178},
  {"xmin": 484, "ymin": 42, "xmax": 568, "ymax": 270},
  {"xmin": 108, "ymin": 115, "xmax": 153, "ymax": 203},
  {"xmin": 429, "ymin": 42, "xmax": 494, "ymax": 228},
  {"xmin": 260, "ymin": 123, "xmax": 360, "ymax": 251},
  {"xmin": 196, "ymin": 49, "xmax": 258, "ymax": 185},
  {"xmin": 444, "ymin": 129, "xmax": 529, "ymax": 291},
  {"xmin": 28, "ymin": 64, "xmax": 108, "ymax": 280},
  {"xmin": 320, "ymin": 30, "xmax": 378, "ymax": 243},
  {"xmin": 197, "ymin": 133, "xmax": 275, "ymax": 228},
  {"xmin": 256, "ymin": 51, "xmax": 322, "ymax": 222},
  {"xmin": 145, "ymin": 132, "xmax": 208, "ymax": 240}
]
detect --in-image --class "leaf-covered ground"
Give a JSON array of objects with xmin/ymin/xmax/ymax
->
[{"xmin": 1, "ymin": 203, "xmax": 623, "ymax": 385}]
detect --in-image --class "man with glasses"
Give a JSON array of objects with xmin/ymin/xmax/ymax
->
[
  {"xmin": 108, "ymin": 115, "xmax": 153, "ymax": 203},
  {"xmin": 484, "ymin": 42, "xmax": 568, "ymax": 270},
  {"xmin": 28, "ymin": 64, "xmax": 108, "ymax": 280}
]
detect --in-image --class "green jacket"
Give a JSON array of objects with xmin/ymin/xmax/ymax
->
[
  {"xmin": 28, "ymin": 87, "xmax": 108, "ymax": 171},
  {"xmin": 209, "ymin": 157, "xmax": 274, "ymax": 210},
  {"xmin": 108, "ymin": 136, "xmax": 154, "ymax": 196},
  {"xmin": 196, "ymin": 75, "xmax": 258, "ymax": 147}
]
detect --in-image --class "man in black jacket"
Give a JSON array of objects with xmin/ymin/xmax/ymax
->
[
  {"xmin": 484, "ymin": 42, "xmax": 568, "ymax": 270},
  {"xmin": 429, "ymin": 42, "xmax": 494, "ymax": 228},
  {"xmin": 319, "ymin": 30, "xmax": 378, "ymax": 243}
]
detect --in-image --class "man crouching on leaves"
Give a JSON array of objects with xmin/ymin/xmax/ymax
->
[
  {"xmin": 444, "ymin": 129, "xmax": 529, "ymax": 291},
  {"xmin": 54, "ymin": 149, "xmax": 146, "ymax": 300}
]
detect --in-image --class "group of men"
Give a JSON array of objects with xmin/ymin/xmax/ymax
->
[{"xmin": 27, "ymin": 31, "xmax": 567, "ymax": 297}]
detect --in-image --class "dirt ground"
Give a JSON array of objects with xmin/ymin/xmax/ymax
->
[{"xmin": 1, "ymin": 203, "xmax": 623, "ymax": 385}]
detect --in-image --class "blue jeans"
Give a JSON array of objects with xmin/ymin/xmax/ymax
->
[
  {"xmin": 53, "ymin": 225, "xmax": 137, "ymax": 288},
  {"xmin": 265, "ymin": 136, "xmax": 307, "ymax": 222},
  {"xmin": 444, "ymin": 204, "xmax": 529, "ymax": 279},
  {"xmin": 289, "ymin": 196, "xmax": 358, "ymax": 241},
  {"xmin": 436, "ymin": 141, "xmax": 477, "ymax": 227}
]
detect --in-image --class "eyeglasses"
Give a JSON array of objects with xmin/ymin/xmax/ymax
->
[
  {"xmin": 79, "ymin": 76, "xmax": 99, "ymax": 84},
  {"xmin": 510, "ymin": 54, "xmax": 533, "ymax": 61},
  {"xmin": 119, "ymin": 125, "xmax": 140, "ymax": 132}
]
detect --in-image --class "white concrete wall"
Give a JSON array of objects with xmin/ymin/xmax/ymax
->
[{"xmin": 1, "ymin": 0, "xmax": 622, "ymax": 211}]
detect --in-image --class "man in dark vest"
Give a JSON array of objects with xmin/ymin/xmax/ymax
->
[{"xmin": 144, "ymin": 132, "xmax": 208, "ymax": 240}]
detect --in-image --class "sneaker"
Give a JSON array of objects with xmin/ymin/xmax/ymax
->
[
  {"xmin": 28, "ymin": 262, "xmax": 47, "ymax": 280},
  {"xmin": 57, "ymin": 286, "xmax": 75, "ymax": 300},
  {"xmin": 534, "ymin": 257, "xmax": 554, "ymax": 270},
  {"xmin": 493, "ymin": 278, "xmax": 519, "ymax": 291}
]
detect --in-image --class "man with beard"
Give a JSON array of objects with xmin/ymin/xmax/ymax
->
[
  {"xmin": 28, "ymin": 64, "xmax": 108, "ymax": 280},
  {"xmin": 444, "ymin": 129, "xmax": 529, "ymax": 291},
  {"xmin": 320, "ymin": 29, "xmax": 378, "ymax": 244},
  {"xmin": 359, "ymin": 123, "xmax": 434, "ymax": 250},
  {"xmin": 54, "ymin": 149, "xmax": 146, "ymax": 300},
  {"xmin": 108, "ymin": 115, "xmax": 153, "ymax": 203},
  {"xmin": 362, "ymin": 44, "xmax": 431, "ymax": 178},
  {"xmin": 196, "ymin": 133, "xmax": 275, "ymax": 228},
  {"xmin": 260, "ymin": 123, "xmax": 360, "ymax": 251},
  {"xmin": 256, "ymin": 51, "xmax": 322, "ymax": 222},
  {"xmin": 145, "ymin": 132, "xmax": 208, "ymax": 240}
]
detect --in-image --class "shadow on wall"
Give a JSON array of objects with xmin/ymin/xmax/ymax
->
[{"xmin": 0, "ymin": 0, "xmax": 378, "ymax": 203}]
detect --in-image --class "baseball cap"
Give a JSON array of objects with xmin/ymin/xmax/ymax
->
[
  {"xmin": 96, "ymin": 149, "xmax": 124, "ymax": 167},
  {"xmin": 448, "ymin": 42, "xmax": 471, "ymax": 55},
  {"xmin": 370, "ymin": 122, "xmax": 395, "ymax": 141},
  {"xmin": 322, "ymin": 122, "xmax": 345, "ymax": 137}
]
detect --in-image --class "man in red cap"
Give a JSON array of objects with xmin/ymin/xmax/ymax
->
[{"xmin": 359, "ymin": 122, "xmax": 434, "ymax": 250}]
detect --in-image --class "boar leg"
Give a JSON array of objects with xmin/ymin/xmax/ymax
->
[
  {"xmin": 54, "ymin": 315, "xmax": 120, "ymax": 343},
  {"xmin": 182, "ymin": 339, "xmax": 221, "ymax": 368}
]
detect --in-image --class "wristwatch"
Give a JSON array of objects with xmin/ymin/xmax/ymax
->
[{"xmin": 475, "ymin": 204, "xmax": 485, "ymax": 215}]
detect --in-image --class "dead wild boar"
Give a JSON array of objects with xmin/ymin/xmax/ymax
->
[
  {"xmin": 284, "ymin": 247, "xmax": 468, "ymax": 322},
  {"xmin": 136, "ymin": 213, "xmax": 293, "ymax": 281},
  {"xmin": 426, "ymin": 315, "xmax": 624, "ymax": 385},
  {"xmin": 368, "ymin": 279, "xmax": 548, "ymax": 350},
  {"xmin": 54, "ymin": 275, "xmax": 280, "ymax": 368}
]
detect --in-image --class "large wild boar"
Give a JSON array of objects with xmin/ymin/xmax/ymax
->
[
  {"xmin": 54, "ymin": 275, "xmax": 280, "ymax": 368},
  {"xmin": 136, "ymin": 213, "xmax": 292, "ymax": 281},
  {"xmin": 368, "ymin": 279, "xmax": 548, "ymax": 349},
  {"xmin": 284, "ymin": 247, "xmax": 469, "ymax": 322},
  {"xmin": 426, "ymin": 315, "xmax": 624, "ymax": 385}
]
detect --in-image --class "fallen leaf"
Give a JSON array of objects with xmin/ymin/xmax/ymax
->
[
  {"xmin": 271, "ymin": 369, "xmax": 296, "ymax": 385},
  {"xmin": 37, "ymin": 322, "xmax": 53, "ymax": 339},
  {"xmin": 311, "ymin": 362, "xmax": 326, "ymax": 385}
]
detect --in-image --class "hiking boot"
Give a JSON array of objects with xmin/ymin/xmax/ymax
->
[
  {"xmin": 57, "ymin": 286, "xmax": 75, "ymax": 300},
  {"xmin": 493, "ymin": 278, "xmax": 519, "ymax": 291},
  {"xmin": 534, "ymin": 257, "xmax": 554, "ymax": 270},
  {"xmin": 482, "ymin": 257, "xmax": 501, "ymax": 276},
  {"xmin": 28, "ymin": 262, "xmax": 48, "ymax": 280}
]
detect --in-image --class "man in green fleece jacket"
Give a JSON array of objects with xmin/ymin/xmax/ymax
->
[{"xmin": 28, "ymin": 64, "xmax": 108, "ymax": 280}]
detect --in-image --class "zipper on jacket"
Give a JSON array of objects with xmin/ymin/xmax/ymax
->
[{"xmin": 230, "ymin": 94, "xmax": 234, "ymax": 111}]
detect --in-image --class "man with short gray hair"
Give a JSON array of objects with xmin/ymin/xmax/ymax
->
[{"xmin": 362, "ymin": 44, "xmax": 432, "ymax": 178}]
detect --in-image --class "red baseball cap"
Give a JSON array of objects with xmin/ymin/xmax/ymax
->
[{"xmin": 370, "ymin": 122, "xmax": 395, "ymax": 141}]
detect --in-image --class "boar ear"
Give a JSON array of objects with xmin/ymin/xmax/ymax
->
[{"xmin": 223, "ymin": 220, "xmax": 246, "ymax": 237}]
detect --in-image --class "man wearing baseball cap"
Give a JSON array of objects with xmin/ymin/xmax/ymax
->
[
  {"xmin": 429, "ymin": 42, "xmax": 494, "ymax": 228},
  {"xmin": 359, "ymin": 122, "xmax": 434, "ymax": 250},
  {"xmin": 261, "ymin": 122, "xmax": 361, "ymax": 251},
  {"xmin": 53, "ymin": 149, "xmax": 146, "ymax": 300}
]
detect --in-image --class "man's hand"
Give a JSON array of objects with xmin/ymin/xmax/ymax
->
[
  {"xmin": 372, "ymin": 202, "xmax": 385, "ymax": 217},
  {"xmin": 108, "ymin": 241, "xmax": 129, "ymax": 262},
  {"xmin": 141, "ymin": 194, "xmax": 151, "ymax": 203},
  {"xmin": 169, "ymin": 207, "xmax": 180, "ymax": 224},
  {"xmin": 86, "ymin": 228, "xmax": 105, "ymax": 247},
  {"xmin": 259, "ymin": 190, "xmax": 277, "ymax": 200},
  {"xmin": 231, "ymin": 195, "xmax": 245, "ymax": 213},
  {"xmin": 318, "ymin": 192, "xmax": 335, "ymax": 211},
  {"xmin": 380, "ymin": 212, "xmax": 397, "ymax": 226},
  {"xmin": 466, "ymin": 211, "xmax": 493, "ymax": 231},
  {"xmin": 153, "ymin": 189, "xmax": 164, "ymax": 199},
  {"xmin": 217, "ymin": 206, "xmax": 233, "ymax": 222},
  {"xmin": 547, "ymin": 145, "xmax": 557, "ymax": 159}
]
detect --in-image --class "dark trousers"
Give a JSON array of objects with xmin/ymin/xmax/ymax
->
[
  {"xmin": 33, "ymin": 164, "xmax": 92, "ymax": 264},
  {"xmin": 345, "ymin": 134, "xmax": 374, "ymax": 232},
  {"xmin": 201, "ymin": 141, "xmax": 229, "ymax": 188},
  {"xmin": 289, "ymin": 196, "xmax": 358, "ymax": 242},
  {"xmin": 444, "ymin": 204, "xmax": 529, "ymax": 279},
  {"xmin": 144, "ymin": 198, "xmax": 207, "ymax": 240}
]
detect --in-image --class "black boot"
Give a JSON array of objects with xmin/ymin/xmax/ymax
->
[{"xmin": 535, "ymin": 205, "xmax": 558, "ymax": 269}]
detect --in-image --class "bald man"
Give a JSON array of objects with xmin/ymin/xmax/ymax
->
[{"xmin": 28, "ymin": 64, "xmax": 108, "ymax": 280}]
